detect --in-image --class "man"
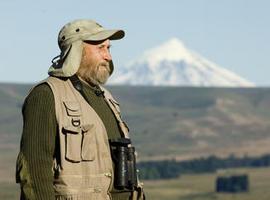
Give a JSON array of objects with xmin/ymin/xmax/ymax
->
[{"xmin": 16, "ymin": 19, "xmax": 144, "ymax": 200}]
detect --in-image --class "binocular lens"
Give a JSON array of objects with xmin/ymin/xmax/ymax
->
[
  {"xmin": 111, "ymin": 142, "xmax": 138, "ymax": 190},
  {"xmin": 114, "ymin": 146, "xmax": 128, "ymax": 189}
]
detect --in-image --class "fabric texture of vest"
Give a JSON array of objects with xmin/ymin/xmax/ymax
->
[{"xmin": 42, "ymin": 76, "xmax": 130, "ymax": 200}]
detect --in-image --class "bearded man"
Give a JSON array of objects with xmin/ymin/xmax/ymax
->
[{"xmin": 16, "ymin": 19, "xmax": 144, "ymax": 200}]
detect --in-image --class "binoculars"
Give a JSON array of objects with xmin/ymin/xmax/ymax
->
[{"xmin": 110, "ymin": 138, "xmax": 138, "ymax": 190}]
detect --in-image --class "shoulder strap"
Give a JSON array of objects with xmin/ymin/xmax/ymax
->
[
  {"xmin": 100, "ymin": 85, "xmax": 130, "ymax": 139},
  {"xmin": 69, "ymin": 75, "xmax": 130, "ymax": 139}
]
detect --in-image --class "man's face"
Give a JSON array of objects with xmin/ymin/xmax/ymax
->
[{"xmin": 77, "ymin": 39, "xmax": 112, "ymax": 85}]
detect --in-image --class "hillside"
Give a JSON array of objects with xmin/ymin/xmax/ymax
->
[
  {"xmin": 111, "ymin": 86, "xmax": 270, "ymax": 160},
  {"xmin": 1, "ymin": 83, "xmax": 270, "ymax": 184}
]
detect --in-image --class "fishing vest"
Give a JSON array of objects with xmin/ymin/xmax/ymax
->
[{"xmin": 43, "ymin": 76, "xmax": 132, "ymax": 200}]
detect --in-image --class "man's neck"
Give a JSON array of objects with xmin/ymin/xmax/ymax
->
[{"xmin": 77, "ymin": 75, "xmax": 100, "ymax": 88}]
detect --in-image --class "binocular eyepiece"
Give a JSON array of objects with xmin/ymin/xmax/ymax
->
[{"xmin": 109, "ymin": 138, "xmax": 138, "ymax": 190}]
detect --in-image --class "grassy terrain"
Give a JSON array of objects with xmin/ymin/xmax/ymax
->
[
  {"xmin": 144, "ymin": 167, "xmax": 270, "ymax": 200},
  {"xmin": 0, "ymin": 182, "xmax": 20, "ymax": 200},
  {"xmin": 3, "ymin": 167, "xmax": 270, "ymax": 199}
]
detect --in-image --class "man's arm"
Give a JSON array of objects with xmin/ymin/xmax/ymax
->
[{"xmin": 16, "ymin": 83, "xmax": 57, "ymax": 200}]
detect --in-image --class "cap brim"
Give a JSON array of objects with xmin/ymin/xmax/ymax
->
[{"xmin": 85, "ymin": 29, "xmax": 125, "ymax": 41}]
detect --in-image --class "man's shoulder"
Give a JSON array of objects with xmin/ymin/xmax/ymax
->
[
  {"xmin": 28, "ymin": 76, "xmax": 66, "ymax": 98},
  {"xmin": 23, "ymin": 82, "xmax": 55, "ymax": 112},
  {"xmin": 27, "ymin": 82, "xmax": 53, "ymax": 100},
  {"xmin": 32, "ymin": 82, "xmax": 52, "ymax": 92}
]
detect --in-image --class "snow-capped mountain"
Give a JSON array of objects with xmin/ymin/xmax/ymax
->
[{"xmin": 109, "ymin": 38, "xmax": 255, "ymax": 87}]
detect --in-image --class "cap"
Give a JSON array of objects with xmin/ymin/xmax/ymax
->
[
  {"xmin": 58, "ymin": 19, "xmax": 125, "ymax": 51},
  {"xmin": 48, "ymin": 19, "xmax": 125, "ymax": 78}
]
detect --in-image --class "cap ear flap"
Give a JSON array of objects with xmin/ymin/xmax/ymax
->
[
  {"xmin": 48, "ymin": 40, "xmax": 83, "ymax": 77},
  {"xmin": 62, "ymin": 40, "xmax": 83, "ymax": 76},
  {"xmin": 109, "ymin": 60, "xmax": 114, "ymax": 75}
]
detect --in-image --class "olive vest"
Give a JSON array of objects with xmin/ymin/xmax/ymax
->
[{"xmin": 43, "ymin": 76, "xmax": 130, "ymax": 200}]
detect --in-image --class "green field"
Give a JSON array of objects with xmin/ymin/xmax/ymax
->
[
  {"xmin": 2, "ymin": 167, "xmax": 270, "ymax": 199},
  {"xmin": 144, "ymin": 167, "xmax": 270, "ymax": 200},
  {"xmin": 0, "ymin": 182, "xmax": 19, "ymax": 200}
]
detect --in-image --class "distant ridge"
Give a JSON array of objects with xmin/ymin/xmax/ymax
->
[{"xmin": 110, "ymin": 38, "xmax": 255, "ymax": 87}]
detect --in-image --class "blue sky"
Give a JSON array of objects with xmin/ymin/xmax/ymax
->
[{"xmin": 0, "ymin": 0, "xmax": 269, "ymax": 86}]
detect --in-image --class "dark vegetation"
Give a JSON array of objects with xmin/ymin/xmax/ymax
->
[
  {"xmin": 216, "ymin": 174, "xmax": 249, "ymax": 193},
  {"xmin": 138, "ymin": 154, "xmax": 270, "ymax": 180}
]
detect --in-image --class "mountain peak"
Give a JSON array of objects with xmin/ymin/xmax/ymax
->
[
  {"xmin": 140, "ymin": 38, "xmax": 192, "ymax": 67},
  {"xmin": 110, "ymin": 38, "xmax": 255, "ymax": 87}
]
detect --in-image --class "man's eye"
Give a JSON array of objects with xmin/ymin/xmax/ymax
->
[{"xmin": 98, "ymin": 44, "xmax": 111, "ymax": 51}]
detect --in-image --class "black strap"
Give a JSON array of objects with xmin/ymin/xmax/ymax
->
[
  {"xmin": 109, "ymin": 138, "xmax": 131, "ymax": 147},
  {"xmin": 69, "ymin": 75, "xmax": 89, "ymax": 102}
]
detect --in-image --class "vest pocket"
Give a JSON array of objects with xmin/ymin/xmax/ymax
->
[
  {"xmin": 63, "ymin": 101, "xmax": 81, "ymax": 117},
  {"xmin": 62, "ymin": 101, "xmax": 97, "ymax": 162},
  {"xmin": 62, "ymin": 124, "xmax": 97, "ymax": 162},
  {"xmin": 62, "ymin": 125, "xmax": 82, "ymax": 162},
  {"xmin": 81, "ymin": 124, "xmax": 96, "ymax": 161}
]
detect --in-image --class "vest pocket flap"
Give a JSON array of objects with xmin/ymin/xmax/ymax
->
[
  {"xmin": 62, "ymin": 125, "xmax": 80, "ymax": 134},
  {"xmin": 63, "ymin": 101, "xmax": 81, "ymax": 116}
]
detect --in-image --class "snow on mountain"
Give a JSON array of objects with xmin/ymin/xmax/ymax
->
[{"xmin": 109, "ymin": 38, "xmax": 255, "ymax": 87}]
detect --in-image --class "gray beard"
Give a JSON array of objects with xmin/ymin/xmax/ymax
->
[{"xmin": 77, "ymin": 63, "xmax": 111, "ymax": 86}]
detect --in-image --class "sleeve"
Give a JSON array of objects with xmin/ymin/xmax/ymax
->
[{"xmin": 16, "ymin": 83, "xmax": 57, "ymax": 200}]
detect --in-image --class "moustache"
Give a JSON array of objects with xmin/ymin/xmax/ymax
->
[{"xmin": 99, "ymin": 62, "xmax": 110, "ymax": 72}]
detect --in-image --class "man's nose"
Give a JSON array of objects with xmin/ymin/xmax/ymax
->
[{"xmin": 103, "ymin": 50, "xmax": 112, "ymax": 61}]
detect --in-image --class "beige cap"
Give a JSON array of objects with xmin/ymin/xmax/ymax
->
[{"xmin": 48, "ymin": 19, "xmax": 125, "ymax": 77}]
